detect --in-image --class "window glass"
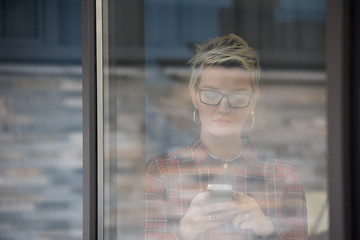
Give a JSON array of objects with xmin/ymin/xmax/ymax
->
[
  {"xmin": 0, "ymin": 2, "xmax": 82, "ymax": 239},
  {"xmin": 102, "ymin": 0, "xmax": 327, "ymax": 239}
]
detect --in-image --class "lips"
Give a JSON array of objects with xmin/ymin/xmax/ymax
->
[{"xmin": 213, "ymin": 119, "xmax": 232, "ymax": 126}]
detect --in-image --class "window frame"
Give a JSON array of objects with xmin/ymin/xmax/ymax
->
[
  {"xmin": 326, "ymin": 0, "xmax": 353, "ymax": 239},
  {"xmin": 82, "ymin": 0, "xmax": 355, "ymax": 239},
  {"xmin": 82, "ymin": 0, "xmax": 98, "ymax": 239}
]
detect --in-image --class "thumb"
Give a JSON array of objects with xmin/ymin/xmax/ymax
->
[
  {"xmin": 240, "ymin": 220, "xmax": 255, "ymax": 230},
  {"xmin": 191, "ymin": 191, "xmax": 210, "ymax": 205}
]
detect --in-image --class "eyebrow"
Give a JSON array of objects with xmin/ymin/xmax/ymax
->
[{"xmin": 200, "ymin": 85, "xmax": 250, "ymax": 92}]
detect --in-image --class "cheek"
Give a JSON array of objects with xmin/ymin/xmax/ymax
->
[
  {"xmin": 236, "ymin": 108, "xmax": 253, "ymax": 121},
  {"xmin": 235, "ymin": 112, "xmax": 249, "ymax": 125},
  {"xmin": 197, "ymin": 104, "xmax": 216, "ymax": 119}
]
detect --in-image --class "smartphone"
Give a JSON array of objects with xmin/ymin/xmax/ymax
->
[{"xmin": 207, "ymin": 184, "xmax": 233, "ymax": 202}]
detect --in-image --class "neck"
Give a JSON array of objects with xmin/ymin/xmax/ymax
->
[{"xmin": 200, "ymin": 132, "xmax": 243, "ymax": 162}]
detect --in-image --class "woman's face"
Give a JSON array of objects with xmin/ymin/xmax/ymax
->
[{"xmin": 190, "ymin": 66, "xmax": 258, "ymax": 138}]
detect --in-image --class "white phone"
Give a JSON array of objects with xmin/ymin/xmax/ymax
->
[{"xmin": 207, "ymin": 184, "xmax": 233, "ymax": 202}]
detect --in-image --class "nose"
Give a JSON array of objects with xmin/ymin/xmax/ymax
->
[{"xmin": 216, "ymin": 97, "xmax": 231, "ymax": 113}]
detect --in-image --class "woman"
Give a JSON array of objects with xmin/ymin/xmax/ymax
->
[{"xmin": 145, "ymin": 34, "xmax": 307, "ymax": 239}]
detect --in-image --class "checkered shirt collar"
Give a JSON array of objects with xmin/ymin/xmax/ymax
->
[{"xmin": 188, "ymin": 135, "xmax": 257, "ymax": 165}]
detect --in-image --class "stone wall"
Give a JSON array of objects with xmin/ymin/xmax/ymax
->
[{"xmin": 0, "ymin": 65, "xmax": 82, "ymax": 240}]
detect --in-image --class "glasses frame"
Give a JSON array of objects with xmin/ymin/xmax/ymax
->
[{"xmin": 198, "ymin": 89, "xmax": 254, "ymax": 108}]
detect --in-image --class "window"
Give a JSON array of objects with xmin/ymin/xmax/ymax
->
[{"xmin": 83, "ymin": 0, "xmax": 353, "ymax": 239}]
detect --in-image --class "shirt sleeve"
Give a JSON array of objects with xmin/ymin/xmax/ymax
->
[
  {"xmin": 272, "ymin": 163, "xmax": 308, "ymax": 240},
  {"xmin": 144, "ymin": 159, "xmax": 179, "ymax": 240}
]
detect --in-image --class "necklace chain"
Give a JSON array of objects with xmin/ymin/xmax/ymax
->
[
  {"xmin": 206, "ymin": 150, "xmax": 243, "ymax": 163},
  {"xmin": 189, "ymin": 143, "xmax": 243, "ymax": 168}
]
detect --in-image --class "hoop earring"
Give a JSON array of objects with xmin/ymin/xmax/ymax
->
[
  {"xmin": 193, "ymin": 109, "xmax": 200, "ymax": 124},
  {"xmin": 245, "ymin": 111, "xmax": 255, "ymax": 129}
]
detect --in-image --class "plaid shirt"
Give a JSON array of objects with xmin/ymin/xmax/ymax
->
[{"xmin": 144, "ymin": 137, "xmax": 307, "ymax": 239}]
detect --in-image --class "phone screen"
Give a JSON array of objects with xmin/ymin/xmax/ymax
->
[{"xmin": 207, "ymin": 184, "xmax": 233, "ymax": 202}]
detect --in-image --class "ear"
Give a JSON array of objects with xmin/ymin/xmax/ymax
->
[{"xmin": 189, "ymin": 87, "xmax": 199, "ymax": 109}]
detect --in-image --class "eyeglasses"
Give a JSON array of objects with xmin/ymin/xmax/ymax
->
[{"xmin": 199, "ymin": 89, "xmax": 253, "ymax": 108}]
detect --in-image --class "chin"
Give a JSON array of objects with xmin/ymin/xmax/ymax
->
[{"xmin": 204, "ymin": 125, "xmax": 243, "ymax": 138}]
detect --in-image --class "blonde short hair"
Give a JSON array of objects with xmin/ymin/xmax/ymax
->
[{"xmin": 188, "ymin": 34, "xmax": 260, "ymax": 91}]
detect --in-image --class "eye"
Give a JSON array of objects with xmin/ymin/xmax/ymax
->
[
  {"xmin": 203, "ymin": 91, "xmax": 219, "ymax": 100},
  {"xmin": 200, "ymin": 90, "xmax": 222, "ymax": 104},
  {"xmin": 229, "ymin": 94, "xmax": 251, "ymax": 107}
]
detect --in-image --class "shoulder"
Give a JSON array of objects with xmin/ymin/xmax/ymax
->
[
  {"xmin": 254, "ymin": 152, "xmax": 301, "ymax": 178},
  {"xmin": 146, "ymin": 145, "xmax": 195, "ymax": 173},
  {"xmin": 242, "ymin": 137, "xmax": 301, "ymax": 176}
]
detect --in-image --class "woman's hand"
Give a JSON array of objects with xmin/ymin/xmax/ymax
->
[
  {"xmin": 232, "ymin": 192, "xmax": 276, "ymax": 238},
  {"xmin": 179, "ymin": 191, "xmax": 276, "ymax": 239},
  {"xmin": 179, "ymin": 191, "xmax": 238, "ymax": 240}
]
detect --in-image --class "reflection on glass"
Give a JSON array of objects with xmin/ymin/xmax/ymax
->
[
  {"xmin": 102, "ymin": 0, "xmax": 328, "ymax": 239},
  {"xmin": 145, "ymin": 34, "xmax": 307, "ymax": 239}
]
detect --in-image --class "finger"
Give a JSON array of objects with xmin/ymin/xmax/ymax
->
[
  {"xmin": 240, "ymin": 220, "xmax": 256, "ymax": 230},
  {"xmin": 209, "ymin": 209, "xmax": 238, "ymax": 222},
  {"xmin": 203, "ymin": 201, "xmax": 256, "ymax": 218},
  {"xmin": 233, "ymin": 212, "xmax": 251, "ymax": 226},
  {"xmin": 205, "ymin": 201, "xmax": 251, "ymax": 216},
  {"xmin": 204, "ymin": 216, "xmax": 230, "ymax": 230},
  {"xmin": 201, "ymin": 201, "xmax": 238, "ymax": 214},
  {"xmin": 233, "ymin": 192, "xmax": 253, "ymax": 203},
  {"xmin": 191, "ymin": 191, "xmax": 210, "ymax": 205},
  {"xmin": 235, "ymin": 202, "xmax": 258, "ymax": 213}
]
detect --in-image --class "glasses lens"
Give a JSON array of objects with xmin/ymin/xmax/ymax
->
[
  {"xmin": 200, "ymin": 90, "xmax": 222, "ymax": 105},
  {"xmin": 228, "ymin": 94, "xmax": 251, "ymax": 108}
]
